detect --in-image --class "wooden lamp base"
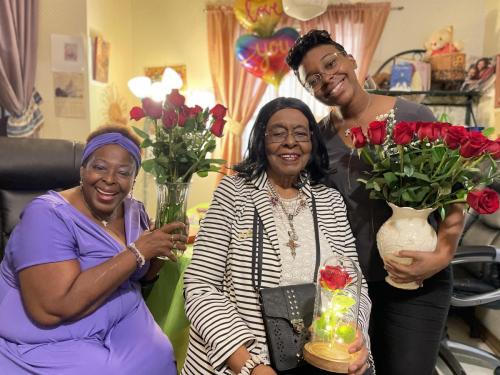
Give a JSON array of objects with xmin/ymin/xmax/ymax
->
[{"xmin": 303, "ymin": 342, "xmax": 353, "ymax": 373}]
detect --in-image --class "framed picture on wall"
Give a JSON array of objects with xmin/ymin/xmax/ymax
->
[{"xmin": 93, "ymin": 36, "xmax": 110, "ymax": 83}]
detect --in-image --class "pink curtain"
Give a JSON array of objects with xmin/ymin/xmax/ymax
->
[
  {"xmin": 281, "ymin": 2, "xmax": 391, "ymax": 84},
  {"xmin": 0, "ymin": 0, "xmax": 42, "ymax": 137},
  {"xmin": 206, "ymin": 5, "xmax": 268, "ymax": 183}
]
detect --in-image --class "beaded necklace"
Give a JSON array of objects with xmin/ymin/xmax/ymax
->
[{"xmin": 267, "ymin": 180, "xmax": 307, "ymax": 258}]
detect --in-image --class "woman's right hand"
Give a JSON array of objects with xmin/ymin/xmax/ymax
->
[{"xmin": 134, "ymin": 222, "xmax": 187, "ymax": 262}]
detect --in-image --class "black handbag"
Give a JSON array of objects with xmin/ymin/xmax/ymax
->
[{"xmin": 251, "ymin": 194, "xmax": 320, "ymax": 373}]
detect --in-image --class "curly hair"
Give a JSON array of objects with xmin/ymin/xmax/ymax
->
[
  {"xmin": 286, "ymin": 29, "xmax": 347, "ymax": 72},
  {"xmin": 233, "ymin": 97, "xmax": 329, "ymax": 184}
]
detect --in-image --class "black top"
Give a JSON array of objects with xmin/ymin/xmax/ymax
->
[{"xmin": 319, "ymin": 97, "xmax": 436, "ymax": 282}]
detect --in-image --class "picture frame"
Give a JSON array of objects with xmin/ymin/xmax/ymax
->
[{"xmin": 93, "ymin": 36, "xmax": 110, "ymax": 83}]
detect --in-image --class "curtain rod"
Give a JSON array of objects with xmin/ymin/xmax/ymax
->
[
  {"xmin": 391, "ymin": 6, "xmax": 404, "ymax": 11},
  {"xmin": 204, "ymin": 5, "xmax": 405, "ymax": 12}
]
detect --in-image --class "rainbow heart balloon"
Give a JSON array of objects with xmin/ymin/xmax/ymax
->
[{"xmin": 235, "ymin": 27, "xmax": 300, "ymax": 88}]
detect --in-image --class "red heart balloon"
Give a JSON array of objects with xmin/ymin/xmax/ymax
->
[{"xmin": 235, "ymin": 27, "xmax": 300, "ymax": 88}]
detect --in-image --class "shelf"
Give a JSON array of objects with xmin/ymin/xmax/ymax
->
[{"xmin": 367, "ymin": 90, "xmax": 481, "ymax": 125}]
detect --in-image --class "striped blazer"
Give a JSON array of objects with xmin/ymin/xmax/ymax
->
[{"xmin": 182, "ymin": 173, "xmax": 372, "ymax": 374}]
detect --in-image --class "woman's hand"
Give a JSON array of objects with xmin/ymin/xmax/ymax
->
[
  {"xmin": 134, "ymin": 222, "xmax": 187, "ymax": 262},
  {"xmin": 384, "ymin": 249, "xmax": 450, "ymax": 285},
  {"xmin": 252, "ymin": 364, "xmax": 277, "ymax": 374},
  {"xmin": 347, "ymin": 330, "xmax": 369, "ymax": 375}
]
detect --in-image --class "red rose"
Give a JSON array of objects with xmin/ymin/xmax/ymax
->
[
  {"xmin": 350, "ymin": 127, "xmax": 366, "ymax": 148},
  {"xmin": 367, "ymin": 121, "xmax": 386, "ymax": 145},
  {"xmin": 188, "ymin": 105, "xmax": 203, "ymax": 118},
  {"xmin": 434, "ymin": 122, "xmax": 450, "ymax": 138},
  {"xmin": 210, "ymin": 118, "xmax": 225, "ymax": 137},
  {"xmin": 460, "ymin": 131, "xmax": 488, "ymax": 158},
  {"xmin": 162, "ymin": 109, "xmax": 177, "ymax": 129},
  {"xmin": 319, "ymin": 265, "xmax": 352, "ymax": 291},
  {"xmin": 393, "ymin": 121, "xmax": 416, "ymax": 145},
  {"xmin": 209, "ymin": 104, "xmax": 227, "ymax": 119},
  {"xmin": 416, "ymin": 122, "xmax": 437, "ymax": 141},
  {"xmin": 177, "ymin": 110, "xmax": 187, "ymax": 127},
  {"xmin": 166, "ymin": 89, "xmax": 185, "ymax": 108},
  {"xmin": 129, "ymin": 106, "xmax": 145, "ymax": 121},
  {"xmin": 443, "ymin": 125, "xmax": 467, "ymax": 149},
  {"xmin": 485, "ymin": 139, "xmax": 500, "ymax": 159},
  {"xmin": 142, "ymin": 98, "xmax": 163, "ymax": 119},
  {"xmin": 467, "ymin": 188, "xmax": 499, "ymax": 214}
]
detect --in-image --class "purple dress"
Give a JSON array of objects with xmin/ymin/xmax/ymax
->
[{"xmin": 0, "ymin": 191, "xmax": 176, "ymax": 374}]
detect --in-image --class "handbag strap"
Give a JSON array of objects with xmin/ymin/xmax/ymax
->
[{"xmin": 251, "ymin": 191, "xmax": 321, "ymax": 291}]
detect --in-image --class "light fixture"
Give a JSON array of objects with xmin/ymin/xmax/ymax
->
[
  {"xmin": 127, "ymin": 76, "xmax": 152, "ymax": 99},
  {"xmin": 161, "ymin": 68, "xmax": 183, "ymax": 91},
  {"xmin": 282, "ymin": 0, "xmax": 328, "ymax": 21},
  {"xmin": 128, "ymin": 68, "xmax": 184, "ymax": 102},
  {"xmin": 185, "ymin": 89, "xmax": 215, "ymax": 109}
]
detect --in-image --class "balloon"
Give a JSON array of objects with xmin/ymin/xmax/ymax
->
[
  {"xmin": 236, "ymin": 27, "xmax": 300, "ymax": 88},
  {"xmin": 282, "ymin": 0, "xmax": 328, "ymax": 21},
  {"xmin": 234, "ymin": 0, "xmax": 283, "ymax": 37}
]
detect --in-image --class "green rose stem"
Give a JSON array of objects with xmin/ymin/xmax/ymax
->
[{"xmin": 180, "ymin": 131, "xmax": 213, "ymax": 182}]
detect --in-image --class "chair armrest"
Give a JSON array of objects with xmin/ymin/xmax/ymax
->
[
  {"xmin": 451, "ymin": 289, "xmax": 500, "ymax": 307},
  {"xmin": 451, "ymin": 245, "xmax": 500, "ymax": 307},
  {"xmin": 452, "ymin": 245, "xmax": 500, "ymax": 264}
]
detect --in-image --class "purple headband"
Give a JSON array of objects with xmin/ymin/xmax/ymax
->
[{"xmin": 81, "ymin": 132, "xmax": 141, "ymax": 170}]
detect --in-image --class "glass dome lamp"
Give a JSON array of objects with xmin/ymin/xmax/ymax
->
[{"xmin": 304, "ymin": 255, "xmax": 362, "ymax": 373}]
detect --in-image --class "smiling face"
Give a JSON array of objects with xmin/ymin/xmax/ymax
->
[
  {"xmin": 265, "ymin": 108, "xmax": 312, "ymax": 183},
  {"xmin": 298, "ymin": 44, "xmax": 359, "ymax": 107},
  {"xmin": 80, "ymin": 144, "xmax": 136, "ymax": 218}
]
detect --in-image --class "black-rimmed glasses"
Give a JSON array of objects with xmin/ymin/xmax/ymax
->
[{"xmin": 265, "ymin": 129, "xmax": 311, "ymax": 143}]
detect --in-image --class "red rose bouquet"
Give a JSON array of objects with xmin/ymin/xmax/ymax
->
[
  {"xmin": 130, "ymin": 89, "xmax": 227, "ymax": 183},
  {"xmin": 352, "ymin": 112, "xmax": 499, "ymax": 216}
]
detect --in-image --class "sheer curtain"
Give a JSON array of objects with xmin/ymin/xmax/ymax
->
[
  {"xmin": 0, "ymin": 0, "xmax": 42, "ymax": 137},
  {"xmin": 206, "ymin": 5, "xmax": 268, "ymax": 183},
  {"xmin": 242, "ymin": 2, "xmax": 391, "ymax": 156}
]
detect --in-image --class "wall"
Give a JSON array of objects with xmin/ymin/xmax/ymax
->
[
  {"xmin": 36, "ymin": 0, "xmax": 89, "ymax": 142},
  {"xmin": 130, "ymin": 0, "xmax": 218, "ymax": 211},
  {"xmin": 87, "ymin": 0, "xmax": 135, "ymax": 132}
]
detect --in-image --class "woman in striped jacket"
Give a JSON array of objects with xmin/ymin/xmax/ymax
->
[{"xmin": 182, "ymin": 98, "xmax": 372, "ymax": 375}]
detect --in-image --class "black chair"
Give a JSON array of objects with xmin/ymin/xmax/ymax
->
[
  {"xmin": 438, "ymin": 197, "xmax": 500, "ymax": 374},
  {"xmin": 0, "ymin": 137, "xmax": 83, "ymax": 258}
]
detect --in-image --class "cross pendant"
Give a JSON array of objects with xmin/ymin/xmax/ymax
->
[
  {"xmin": 286, "ymin": 238, "xmax": 298, "ymax": 259},
  {"xmin": 102, "ymin": 220, "xmax": 108, "ymax": 227}
]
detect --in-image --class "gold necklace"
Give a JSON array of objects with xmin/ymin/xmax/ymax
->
[
  {"xmin": 267, "ymin": 181, "xmax": 307, "ymax": 259},
  {"xmin": 340, "ymin": 93, "xmax": 372, "ymax": 137},
  {"xmin": 80, "ymin": 186, "xmax": 117, "ymax": 228}
]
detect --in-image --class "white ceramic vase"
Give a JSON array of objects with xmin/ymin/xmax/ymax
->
[{"xmin": 376, "ymin": 202, "xmax": 437, "ymax": 290}]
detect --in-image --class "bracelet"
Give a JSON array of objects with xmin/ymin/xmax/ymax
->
[
  {"xmin": 238, "ymin": 354, "xmax": 262, "ymax": 375},
  {"xmin": 127, "ymin": 242, "xmax": 146, "ymax": 268}
]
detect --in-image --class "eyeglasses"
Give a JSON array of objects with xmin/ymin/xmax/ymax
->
[
  {"xmin": 302, "ymin": 52, "xmax": 346, "ymax": 92},
  {"xmin": 265, "ymin": 129, "xmax": 311, "ymax": 144}
]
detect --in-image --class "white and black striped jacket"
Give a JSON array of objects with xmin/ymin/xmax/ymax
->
[{"xmin": 182, "ymin": 173, "xmax": 372, "ymax": 374}]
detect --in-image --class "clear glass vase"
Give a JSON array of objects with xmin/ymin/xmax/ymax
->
[{"xmin": 155, "ymin": 181, "xmax": 190, "ymax": 258}]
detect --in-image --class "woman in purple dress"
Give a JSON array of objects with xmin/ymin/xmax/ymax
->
[{"xmin": 0, "ymin": 124, "xmax": 184, "ymax": 374}]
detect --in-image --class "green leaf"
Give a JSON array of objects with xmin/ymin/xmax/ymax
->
[
  {"xmin": 196, "ymin": 170, "xmax": 209, "ymax": 177},
  {"xmin": 141, "ymin": 138, "xmax": 153, "ymax": 148},
  {"xmin": 482, "ymin": 127, "xmax": 495, "ymax": 137},
  {"xmin": 133, "ymin": 126, "xmax": 149, "ymax": 139},
  {"xmin": 383, "ymin": 172, "xmax": 398, "ymax": 186},
  {"xmin": 412, "ymin": 172, "xmax": 431, "ymax": 182},
  {"xmin": 141, "ymin": 159, "xmax": 155, "ymax": 172},
  {"xmin": 403, "ymin": 164, "xmax": 415, "ymax": 177}
]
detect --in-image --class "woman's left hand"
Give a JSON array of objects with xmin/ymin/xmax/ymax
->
[
  {"xmin": 347, "ymin": 330, "xmax": 369, "ymax": 375},
  {"xmin": 384, "ymin": 250, "xmax": 450, "ymax": 285}
]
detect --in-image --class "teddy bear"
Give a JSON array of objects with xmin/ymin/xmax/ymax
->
[{"xmin": 424, "ymin": 25, "xmax": 464, "ymax": 56}]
